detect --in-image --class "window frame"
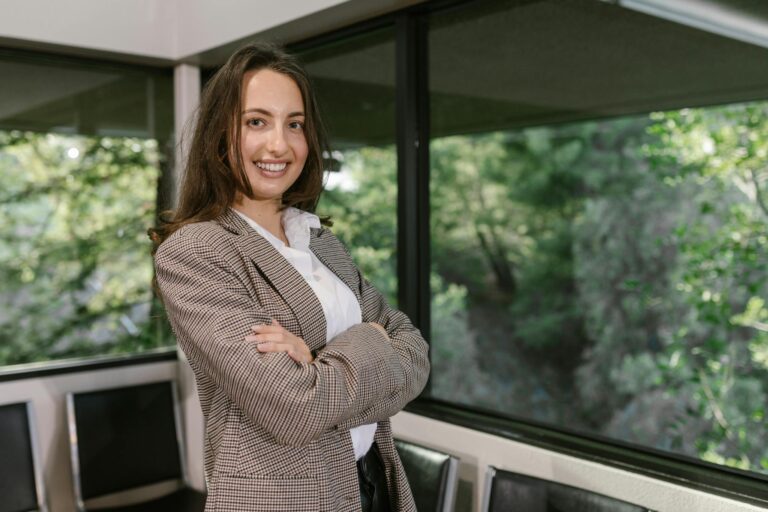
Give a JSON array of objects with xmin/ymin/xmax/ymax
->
[
  {"xmin": 0, "ymin": 47, "xmax": 176, "ymax": 371},
  {"xmin": 0, "ymin": 347, "xmax": 177, "ymax": 383}
]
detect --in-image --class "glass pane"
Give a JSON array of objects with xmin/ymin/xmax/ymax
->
[
  {"xmin": 428, "ymin": 0, "xmax": 768, "ymax": 474},
  {"xmin": 299, "ymin": 28, "xmax": 398, "ymax": 304},
  {"xmin": 0, "ymin": 52, "xmax": 174, "ymax": 367}
]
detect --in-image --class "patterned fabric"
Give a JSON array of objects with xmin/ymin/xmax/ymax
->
[
  {"xmin": 233, "ymin": 207, "xmax": 376, "ymax": 461},
  {"xmin": 155, "ymin": 208, "xmax": 430, "ymax": 511}
]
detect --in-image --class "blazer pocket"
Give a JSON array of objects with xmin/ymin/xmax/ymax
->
[
  {"xmin": 211, "ymin": 475, "xmax": 319, "ymax": 512},
  {"xmin": 236, "ymin": 419, "xmax": 313, "ymax": 476}
]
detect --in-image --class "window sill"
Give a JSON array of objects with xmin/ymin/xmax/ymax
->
[
  {"xmin": 406, "ymin": 396, "xmax": 768, "ymax": 508},
  {"xmin": 0, "ymin": 347, "xmax": 178, "ymax": 383}
]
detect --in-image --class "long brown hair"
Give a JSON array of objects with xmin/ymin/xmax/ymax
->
[{"xmin": 149, "ymin": 41, "xmax": 329, "ymax": 252}]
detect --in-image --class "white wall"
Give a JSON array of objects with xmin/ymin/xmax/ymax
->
[
  {"xmin": 0, "ymin": 0, "xmax": 176, "ymax": 60},
  {"xmin": 391, "ymin": 412, "xmax": 767, "ymax": 512},
  {"xmin": 173, "ymin": 0, "xmax": 347, "ymax": 58},
  {"xmin": 0, "ymin": 0, "xmax": 407, "ymax": 61}
]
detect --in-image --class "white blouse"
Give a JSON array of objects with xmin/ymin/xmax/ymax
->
[{"xmin": 233, "ymin": 207, "xmax": 377, "ymax": 460}]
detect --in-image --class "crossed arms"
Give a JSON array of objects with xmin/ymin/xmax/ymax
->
[{"xmin": 155, "ymin": 227, "xmax": 430, "ymax": 447}]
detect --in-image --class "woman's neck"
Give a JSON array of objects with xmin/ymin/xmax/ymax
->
[{"xmin": 232, "ymin": 197, "xmax": 288, "ymax": 245}]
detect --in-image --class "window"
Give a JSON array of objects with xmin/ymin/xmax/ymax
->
[
  {"xmin": 0, "ymin": 50, "xmax": 174, "ymax": 367},
  {"xmin": 298, "ymin": 27, "xmax": 399, "ymax": 304},
  {"xmin": 426, "ymin": 0, "xmax": 768, "ymax": 474}
]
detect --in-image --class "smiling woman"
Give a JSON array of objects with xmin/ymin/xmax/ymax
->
[
  {"xmin": 149, "ymin": 42, "xmax": 429, "ymax": 512},
  {"xmin": 233, "ymin": 69, "xmax": 308, "ymax": 243}
]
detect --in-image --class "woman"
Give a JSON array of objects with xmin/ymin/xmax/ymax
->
[{"xmin": 150, "ymin": 42, "xmax": 430, "ymax": 512}]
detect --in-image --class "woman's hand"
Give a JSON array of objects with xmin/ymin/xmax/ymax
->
[{"xmin": 246, "ymin": 319, "xmax": 314, "ymax": 363}]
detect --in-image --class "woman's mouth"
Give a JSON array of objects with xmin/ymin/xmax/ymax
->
[{"xmin": 255, "ymin": 161, "xmax": 288, "ymax": 172}]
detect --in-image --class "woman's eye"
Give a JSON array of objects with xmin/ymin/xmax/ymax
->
[
  {"xmin": 246, "ymin": 118, "xmax": 264, "ymax": 127},
  {"xmin": 289, "ymin": 121, "xmax": 304, "ymax": 130}
]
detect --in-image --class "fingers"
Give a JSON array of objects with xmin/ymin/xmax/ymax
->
[
  {"xmin": 245, "ymin": 320, "xmax": 313, "ymax": 363},
  {"xmin": 246, "ymin": 323, "xmax": 296, "ymax": 344},
  {"xmin": 255, "ymin": 341, "xmax": 312, "ymax": 363},
  {"xmin": 245, "ymin": 332, "xmax": 288, "ymax": 343},
  {"xmin": 250, "ymin": 322, "xmax": 283, "ymax": 334},
  {"xmin": 254, "ymin": 341, "xmax": 293, "ymax": 353}
]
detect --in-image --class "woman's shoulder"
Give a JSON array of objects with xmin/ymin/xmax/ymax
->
[{"xmin": 156, "ymin": 219, "xmax": 237, "ymax": 260}]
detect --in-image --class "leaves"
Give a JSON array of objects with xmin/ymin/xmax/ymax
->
[
  {"xmin": 0, "ymin": 132, "xmax": 171, "ymax": 365},
  {"xmin": 427, "ymin": 103, "xmax": 768, "ymax": 473}
]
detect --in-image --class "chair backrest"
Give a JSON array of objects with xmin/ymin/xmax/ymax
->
[
  {"xmin": 394, "ymin": 439, "xmax": 459, "ymax": 512},
  {"xmin": 0, "ymin": 401, "xmax": 46, "ymax": 512},
  {"xmin": 482, "ymin": 467, "xmax": 653, "ymax": 512},
  {"xmin": 67, "ymin": 381, "xmax": 186, "ymax": 507}
]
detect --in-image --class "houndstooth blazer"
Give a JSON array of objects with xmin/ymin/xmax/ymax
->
[{"xmin": 155, "ymin": 208, "xmax": 430, "ymax": 512}]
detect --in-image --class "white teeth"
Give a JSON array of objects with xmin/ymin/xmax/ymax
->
[{"xmin": 256, "ymin": 162, "xmax": 287, "ymax": 172}]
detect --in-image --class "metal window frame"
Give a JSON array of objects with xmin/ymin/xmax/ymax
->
[
  {"xmin": 442, "ymin": 453, "xmax": 460, "ymax": 512},
  {"xmin": 25, "ymin": 402, "xmax": 49, "ymax": 512},
  {"xmin": 66, "ymin": 380, "xmax": 189, "ymax": 511},
  {"xmin": 395, "ymin": 11, "xmax": 431, "ymax": 345},
  {"xmin": 481, "ymin": 465, "xmax": 497, "ymax": 512},
  {"xmin": 0, "ymin": 348, "xmax": 177, "ymax": 383},
  {"xmin": 65, "ymin": 393, "xmax": 86, "ymax": 512}
]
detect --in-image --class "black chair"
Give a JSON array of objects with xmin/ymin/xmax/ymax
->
[
  {"xmin": 482, "ymin": 467, "xmax": 654, "ymax": 512},
  {"xmin": 0, "ymin": 401, "xmax": 47, "ymax": 512},
  {"xmin": 66, "ymin": 381, "xmax": 205, "ymax": 512},
  {"xmin": 395, "ymin": 439, "xmax": 459, "ymax": 512}
]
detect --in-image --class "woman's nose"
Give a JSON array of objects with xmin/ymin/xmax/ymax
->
[{"xmin": 266, "ymin": 126, "xmax": 288, "ymax": 154}]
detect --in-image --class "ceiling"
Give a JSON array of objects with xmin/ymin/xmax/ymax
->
[{"xmin": 290, "ymin": 0, "xmax": 768, "ymax": 147}]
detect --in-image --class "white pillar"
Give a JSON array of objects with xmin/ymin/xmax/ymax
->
[
  {"xmin": 172, "ymin": 63, "xmax": 205, "ymax": 491},
  {"xmin": 172, "ymin": 63, "xmax": 201, "ymax": 208}
]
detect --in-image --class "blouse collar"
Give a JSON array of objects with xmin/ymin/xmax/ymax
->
[{"xmin": 231, "ymin": 207, "xmax": 320, "ymax": 251}]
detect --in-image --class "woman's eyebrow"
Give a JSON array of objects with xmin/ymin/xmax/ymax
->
[{"xmin": 242, "ymin": 108, "xmax": 305, "ymax": 117}]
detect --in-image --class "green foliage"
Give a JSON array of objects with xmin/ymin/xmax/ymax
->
[
  {"xmin": 425, "ymin": 104, "xmax": 768, "ymax": 474},
  {"xmin": 318, "ymin": 147, "xmax": 398, "ymax": 305},
  {"xmin": 635, "ymin": 103, "xmax": 768, "ymax": 470},
  {"xmin": 0, "ymin": 131, "xmax": 173, "ymax": 366}
]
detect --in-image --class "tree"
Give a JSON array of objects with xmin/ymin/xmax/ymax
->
[{"xmin": 0, "ymin": 131, "xmax": 172, "ymax": 365}]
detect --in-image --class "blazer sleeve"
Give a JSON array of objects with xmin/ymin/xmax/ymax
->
[
  {"xmin": 319, "ymin": 233, "xmax": 431, "ymax": 431},
  {"xmin": 314, "ymin": 232, "xmax": 430, "ymax": 429},
  {"xmin": 155, "ymin": 229, "xmax": 410, "ymax": 447}
]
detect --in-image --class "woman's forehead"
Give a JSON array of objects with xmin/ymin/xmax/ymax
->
[{"xmin": 241, "ymin": 69, "xmax": 304, "ymax": 113}]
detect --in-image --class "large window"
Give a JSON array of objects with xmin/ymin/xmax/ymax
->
[
  {"xmin": 298, "ymin": 27, "xmax": 398, "ymax": 304},
  {"xmin": 0, "ymin": 51, "xmax": 174, "ymax": 367},
  {"xmin": 426, "ymin": 0, "xmax": 768, "ymax": 474}
]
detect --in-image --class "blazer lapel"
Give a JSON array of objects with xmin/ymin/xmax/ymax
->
[
  {"xmin": 309, "ymin": 228, "xmax": 362, "ymax": 305},
  {"xmin": 217, "ymin": 209, "xmax": 327, "ymax": 351}
]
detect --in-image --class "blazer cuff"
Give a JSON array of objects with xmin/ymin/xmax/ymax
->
[{"xmin": 319, "ymin": 323, "xmax": 405, "ymax": 403}]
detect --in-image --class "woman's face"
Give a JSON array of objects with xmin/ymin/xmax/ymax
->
[{"xmin": 237, "ymin": 68, "xmax": 308, "ymax": 204}]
